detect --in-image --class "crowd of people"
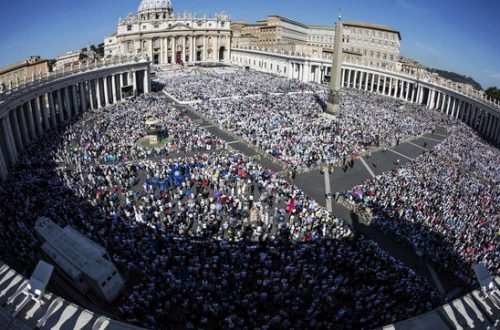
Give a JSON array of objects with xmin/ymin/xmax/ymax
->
[
  {"xmin": 56, "ymin": 94, "xmax": 222, "ymax": 164},
  {"xmin": 158, "ymin": 68, "xmax": 323, "ymax": 101},
  {"xmin": 3, "ymin": 66, "xmax": 497, "ymax": 328},
  {"xmin": 192, "ymin": 87, "xmax": 453, "ymax": 171},
  {"xmin": 0, "ymin": 86, "xmax": 445, "ymax": 328},
  {"xmin": 344, "ymin": 124, "xmax": 499, "ymax": 286}
]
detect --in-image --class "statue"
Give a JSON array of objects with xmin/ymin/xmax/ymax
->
[{"xmin": 86, "ymin": 45, "xmax": 97, "ymax": 63}]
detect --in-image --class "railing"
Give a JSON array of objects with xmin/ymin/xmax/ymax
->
[{"xmin": 0, "ymin": 55, "xmax": 149, "ymax": 102}]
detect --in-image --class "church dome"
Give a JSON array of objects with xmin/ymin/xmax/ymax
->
[{"xmin": 138, "ymin": 0, "xmax": 173, "ymax": 12}]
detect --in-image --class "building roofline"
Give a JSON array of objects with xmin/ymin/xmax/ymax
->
[
  {"xmin": 264, "ymin": 15, "xmax": 310, "ymax": 29},
  {"xmin": 342, "ymin": 21, "xmax": 401, "ymax": 40},
  {"xmin": 0, "ymin": 58, "xmax": 50, "ymax": 76}
]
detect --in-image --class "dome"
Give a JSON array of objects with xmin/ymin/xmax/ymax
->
[{"xmin": 138, "ymin": 0, "xmax": 173, "ymax": 12}]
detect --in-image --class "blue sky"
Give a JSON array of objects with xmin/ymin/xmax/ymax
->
[{"xmin": 1, "ymin": 0, "xmax": 499, "ymax": 88}]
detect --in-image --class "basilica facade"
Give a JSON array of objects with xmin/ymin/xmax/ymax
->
[{"xmin": 104, "ymin": 0, "xmax": 231, "ymax": 65}]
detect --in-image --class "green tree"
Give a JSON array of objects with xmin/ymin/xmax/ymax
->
[{"xmin": 485, "ymin": 87, "xmax": 500, "ymax": 101}]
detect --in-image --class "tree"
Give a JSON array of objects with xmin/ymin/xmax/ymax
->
[{"xmin": 485, "ymin": 87, "xmax": 500, "ymax": 101}]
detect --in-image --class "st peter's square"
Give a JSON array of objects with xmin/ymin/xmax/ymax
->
[{"xmin": 0, "ymin": 0, "xmax": 498, "ymax": 329}]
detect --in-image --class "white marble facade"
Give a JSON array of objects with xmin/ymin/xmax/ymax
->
[{"xmin": 105, "ymin": 0, "xmax": 231, "ymax": 65}]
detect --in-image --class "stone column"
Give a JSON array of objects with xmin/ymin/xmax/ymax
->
[
  {"xmin": 103, "ymin": 76, "xmax": 110, "ymax": 105},
  {"xmin": 144, "ymin": 70, "xmax": 150, "ymax": 94},
  {"xmin": 304, "ymin": 64, "xmax": 310, "ymax": 82},
  {"xmin": 48, "ymin": 92, "xmax": 58, "ymax": 129},
  {"xmin": 40, "ymin": 95, "xmax": 50, "ymax": 130},
  {"xmin": 466, "ymin": 103, "xmax": 472, "ymax": 125},
  {"xmin": 88, "ymin": 81, "xmax": 95, "ymax": 110},
  {"xmin": 370, "ymin": 74, "xmax": 375, "ymax": 92},
  {"xmin": 25, "ymin": 102, "xmax": 37, "ymax": 139},
  {"xmin": 79, "ymin": 83, "xmax": 87, "ymax": 112},
  {"xmin": 96, "ymin": 79, "xmax": 102, "ymax": 108},
  {"xmin": 215, "ymin": 36, "xmax": 220, "ymax": 61},
  {"xmin": 63, "ymin": 87, "xmax": 72, "ymax": 119},
  {"xmin": 0, "ymin": 142, "xmax": 8, "ymax": 181},
  {"xmin": 111, "ymin": 75, "xmax": 117, "ymax": 103},
  {"xmin": 436, "ymin": 93, "xmax": 441, "ymax": 111},
  {"xmin": 341, "ymin": 68, "xmax": 346, "ymax": 87},
  {"xmin": 10, "ymin": 111, "xmax": 23, "ymax": 151},
  {"xmin": 132, "ymin": 71, "xmax": 137, "ymax": 95},
  {"xmin": 172, "ymin": 37, "xmax": 176, "ymax": 63},
  {"xmin": 34, "ymin": 97, "xmax": 43, "ymax": 135},
  {"xmin": 202, "ymin": 37, "xmax": 206, "ymax": 61},
  {"xmin": 494, "ymin": 118, "xmax": 500, "ymax": 144},
  {"xmin": 487, "ymin": 114, "xmax": 494, "ymax": 136},
  {"xmin": 17, "ymin": 106, "xmax": 30, "ymax": 145},
  {"xmin": 56, "ymin": 89, "xmax": 65, "ymax": 122},
  {"xmin": 445, "ymin": 95, "xmax": 451, "ymax": 115},
  {"xmin": 182, "ymin": 35, "xmax": 186, "ymax": 63},
  {"xmin": 71, "ymin": 85, "xmax": 79, "ymax": 116},
  {"xmin": 2, "ymin": 117, "xmax": 17, "ymax": 164},
  {"xmin": 493, "ymin": 117, "xmax": 499, "ymax": 143},
  {"xmin": 383, "ymin": 76, "xmax": 387, "ymax": 95}
]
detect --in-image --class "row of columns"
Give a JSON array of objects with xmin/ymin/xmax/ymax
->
[
  {"xmin": 0, "ymin": 69, "xmax": 151, "ymax": 181},
  {"xmin": 289, "ymin": 62, "xmax": 327, "ymax": 84},
  {"xmin": 144, "ymin": 35, "xmax": 229, "ymax": 65},
  {"xmin": 341, "ymin": 68, "xmax": 500, "ymax": 145}
]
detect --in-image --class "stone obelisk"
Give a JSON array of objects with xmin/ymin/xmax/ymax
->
[{"xmin": 326, "ymin": 21, "xmax": 343, "ymax": 114}]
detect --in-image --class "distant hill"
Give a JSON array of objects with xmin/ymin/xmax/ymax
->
[{"xmin": 428, "ymin": 68, "xmax": 483, "ymax": 91}]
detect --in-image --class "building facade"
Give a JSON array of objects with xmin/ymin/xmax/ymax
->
[
  {"xmin": 0, "ymin": 56, "xmax": 52, "ymax": 91},
  {"xmin": 53, "ymin": 51, "xmax": 81, "ymax": 71},
  {"xmin": 104, "ymin": 0, "xmax": 231, "ymax": 65},
  {"xmin": 231, "ymin": 16, "xmax": 401, "ymax": 70}
]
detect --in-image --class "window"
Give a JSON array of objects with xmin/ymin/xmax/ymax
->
[
  {"xmin": 127, "ymin": 25, "xmax": 132, "ymax": 31},
  {"xmin": 101, "ymin": 281, "xmax": 107, "ymax": 287}
]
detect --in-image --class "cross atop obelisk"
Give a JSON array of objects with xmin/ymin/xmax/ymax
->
[{"xmin": 326, "ymin": 14, "xmax": 344, "ymax": 113}]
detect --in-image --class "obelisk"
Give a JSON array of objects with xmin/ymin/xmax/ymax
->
[{"xmin": 326, "ymin": 21, "xmax": 343, "ymax": 114}]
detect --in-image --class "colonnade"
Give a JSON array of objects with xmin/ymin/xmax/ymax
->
[
  {"xmin": 341, "ymin": 67, "xmax": 500, "ymax": 146},
  {"xmin": 0, "ymin": 67, "xmax": 151, "ymax": 181}
]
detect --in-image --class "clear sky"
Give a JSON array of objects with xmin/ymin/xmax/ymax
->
[{"xmin": 1, "ymin": 0, "xmax": 499, "ymax": 88}]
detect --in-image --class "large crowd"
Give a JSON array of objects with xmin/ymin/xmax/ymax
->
[
  {"xmin": 57, "ymin": 94, "xmax": 222, "ymax": 164},
  {"xmin": 344, "ymin": 124, "xmax": 500, "ymax": 286},
  {"xmin": 0, "ymin": 72, "xmax": 447, "ymax": 328},
  {"xmin": 193, "ymin": 87, "xmax": 453, "ymax": 170},
  {"xmin": 158, "ymin": 68, "xmax": 324, "ymax": 101}
]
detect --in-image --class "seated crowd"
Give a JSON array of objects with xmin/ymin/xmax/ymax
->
[
  {"xmin": 0, "ymin": 82, "xmax": 444, "ymax": 328},
  {"xmin": 56, "ymin": 94, "xmax": 222, "ymax": 164},
  {"xmin": 157, "ymin": 69, "xmax": 324, "ymax": 101},
  {"xmin": 192, "ymin": 88, "xmax": 452, "ymax": 171},
  {"xmin": 344, "ymin": 124, "xmax": 499, "ymax": 286}
]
